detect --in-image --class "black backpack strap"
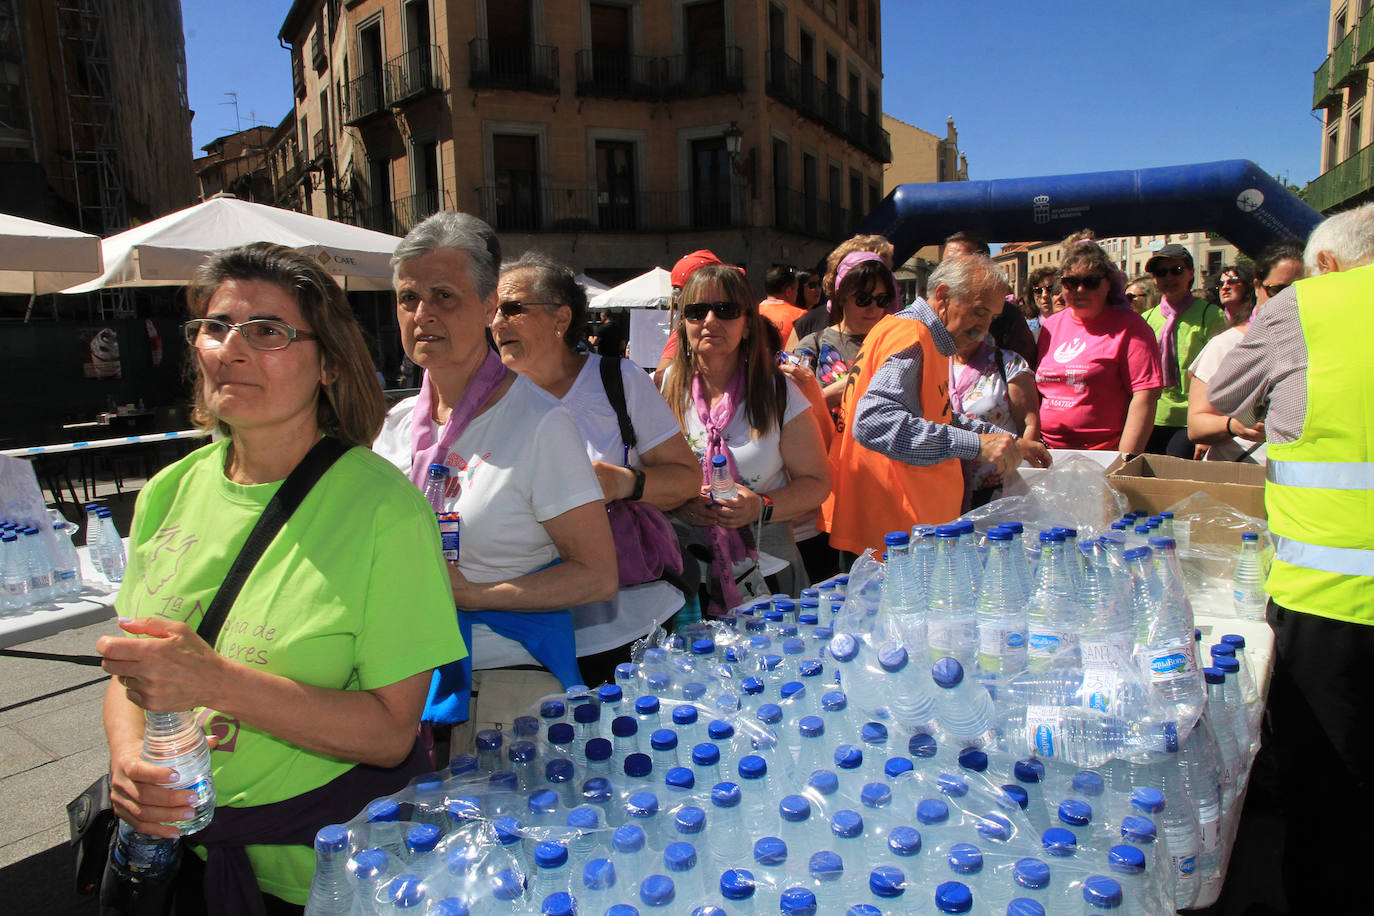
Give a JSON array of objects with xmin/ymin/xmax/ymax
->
[
  {"xmin": 599, "ymin": 355, "xmax": 638, "ymax": 460},
  {"xmin": 195, "ymin": 437, "xmax": 349, "ymax": 647}
]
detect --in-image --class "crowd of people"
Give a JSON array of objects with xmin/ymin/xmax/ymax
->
[{"xmin": 95, "ymin": 201, "xmax": 1374, "ymax": 910}]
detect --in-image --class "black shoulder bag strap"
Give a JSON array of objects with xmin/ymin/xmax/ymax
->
[
  {"xmin": 195, "ymin": 435, "xmax": 349, "ymax": 647},
  {"xmin": 599, "ymin": 355, "xmax": 638, "ymax": 463}
]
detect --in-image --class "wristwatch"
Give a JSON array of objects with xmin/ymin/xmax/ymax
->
[
  {"xmin": 628, "ymin": 466, "xmax": 646, "ymax": 501},
  {"xmin": 759, "ymin": 492, "xmax": 775, "ymax": 524}
]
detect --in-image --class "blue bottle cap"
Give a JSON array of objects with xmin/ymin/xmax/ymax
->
[
  {"xmin": 909, "ymin": 732, "xmax": 938, "ymax": 758},
  {"xmin": 1014, "ymin": 758, "xmax": 1045, "ymax": 783},
  {"xmin": 780, "ymin": 886, "xmax": 818, "ymax": 915},
  {"xmin": 1108, "ymin": 844, "xmax": 1147, "ymax": 874},
  {"xmin": 822, "ymin": 690, "xmax": 848, "ymax": 711},
  {"xmin": 689, "ymin": 638, "xmax": 715, "ymax": 656},
  {"xmin": 405, "ymin": 823, "xmax": 441, "ymax": 853},
  {"xmin": 753, "ymin": 836, "xmax": 787, "ymax": 866},
  {"xmin": 611, "ymin": 715, "xmax": 639, "ymax": 739},
  {"xmin": 1216, "ymin": 656, "xmax": 1240, "ymax": 674},
  {"xmin": 888, "ymin": 825, "xmax": 922, "ymax": 857},
  {"xmin": 682, "ymin": 681, "xmax": 707, "ymax": 700},
  {"xmin": 547, "ymin": 723, "xmax": 575, "ymax": 746},
  {"xmin": 534, "ymin": 840, "xmax": 568, "ymax": 869},
  {"xmin": 635, "ymin": 695, "xmax": 660, "ymax": 715},
  {"xmin": 582, "ymin": 856, "xmax": 617, "ymax": 890},
  {"xmin": 807, "ymin": 769, "xmax": 839, "ymax": 796},
  {"xmin": 1038, "ymin": 530, "xmax": 1064, "ymax": 543},
  {"xmin": 366, "ymin": 799, "xmax": 399, "ymax": 822},
  {"xmin": 574, "ymin": 703, "xmax": 601, "ymax": 725},
  {"xmin": 885, "ymin": 757, "xmax": 914, "ymax": 778},
  {"xmin": 860, "ymin": 721, "xmax": 889, "ymax": 745},
  {"xmin": 756, "ymin": 703, "xmax": 783, "ymax": 725},
  {"xmin": 1072, "ymin": 771, "xmax": 1105, "ymax": 797},
  {"xmin": 432, "ymin": 896, "xmax": 469, "ymax": 916},
  {"xmin": 958, "ymin": 748, "xmax": 989, "ymax": 772},
  {"xmin": 514, "ymin": 715, "xmax": 540, "ymax": 737},
  {"xmin": 314, "ymin": 824, "xmax": 349, "ymax": 853},
  {"xmin": 626, "ymin": 758, "xmax": 651, "ymax": 785},
  {"xmin": 1082, "ymin": 875, "xmax": 1124, "ymax": 908},
  {"xmin": 671, "ymin": 705, "xmax": 699, "ymax": 727},
  {"xmin": 780, "ymin": 794, "xmax": 812, "ymax": 822},
  {"xmin": 834, "ymin": 744, "xmax": 863, "ymax": 770},
  {"xmin": 977, "ymin": 813, "xmax": 1014, "ymax": 842},
  {"xmin": 798, "ymin": 715, "xmax": 825, "ymax": 738},
  {"xmin": 948, "ymin": 842, "xmax": 983, "ymax": 875},
  {"xmin": 707, "ymin": 719, "xmax": 735, "ymax": 741},
  {"xmin": 612, "ymin": 823, "xmax": 646, "ymax": 853},
  {"xmin": 739, "ymin": 754, "xmax": 767, "ymax": 779},
  {"xmin": 917, "ymin": 798, "xmax": 950, "ymax": 825},
  {"xmin": 674, "ymin": 805, "xmax": 705, "ymax": 835},
  {"xmin": 1007, "ymin": 900, "xmax": 1046, "ymax": 916},
  {"xmin": 1203, "ymin": 667, "xmax": 1226, "ymax": 685},
  {"xmin": 597, "ymin": 685, "xmax": 624, "ymax": 705},
  {"xmin": 664, "ymin": 840, "xmax": 697, "ymax": 872},
  {"xmin": 448, "ymin": 754, "xmax": 478, "ymax": 776},
  {"xmin": 799, "ymin": 611, "xmax": 819, "ymax": 624},
  {"xmin": 1121, "ymin": 815, "xmax": 1157, "ymax": 843},
  {"xmin": 828, "ymin": 633, "xmax": 859, "ymax": 663},
  {"xmin": 885, "ymin": 531, "xmax": 911, "ymax": 546},
  {"xmin": 720, "ymin": 867, "xmax": 756, "ymax": 900},
  {"xmin": 639, "ymin": 873, "xmax": 675, "ymax": 907},
  {"xmin": 386, "ymin": 874, "xmax": 425, "ymax": 908},
  {"xmin": 664, "ymin": 767, "xmax": 694, "ymax": 790},
  {"xmin": 567, "ymin": 806, "xmax": 599, "ymax": 830},
  {"xmin": 931, "ymin": 657, "xmax": 966, "ymax": 688},
  {"xmin": 528, "ymin": 789, "xmax": 559, "ymax": 815},
  {"xmin": 780, "ymin": 682, "xmax": 805, "ymax": 702},
  {"xmin": 615, "ymin": 661, "xmax": 638, "ymax": 680},
  {"xmin": 492, "ymin": 817, "xmax": 522, "ymax": 846},
  {"xmin": 604, "ymin": 908, "xmax": 637, "ymax": 916},
  {"xmin": 1013, "ymin": 856, "xmax": 1051, "ymax": 889},
  {"xmin": 1222, "ymin": 632, "xmax": 1247, "ymax": 648},
  {"xmin": 760, "ymin": 653, "xmax": 783, "ymax": 671},
  {"xmin": 861, "ymin": 781, "xmax": 893, "ymax": 808},
  {"xmin": 475, "ymin": 729, "xmax": 502, "ymax": 750},
  {"xmin": 808, "ymin": 850, "xmax": 845, "ymax": 879},
  {"xmin": 1210, "ymin": 642, "xmax": 1236, "ymax": 658},
  {"xmin": 831, "ymin": 809, "xmax": 864, "ymax": 838},
  {"xmin": 935, "ymin": 524, "xmax": 960, "ymax": 538},
  {"xmin": 1002, "ymin": 784, "xmax": 1030, "ymax": 809},
  {"xmin": 869, "ymin": 864, "xmax": 906, "ymax": 898},
  {"xmin": 490, "ymin": 868, "xmax": 524, "ymax": 902},
  {"xmin": 351, "ymin": 848, "xmax": 389, "ymax": 879},
  {"xmin": 986, "ymin": 527, "xmax": 1011, "ymax": 541},
  {"xmin": 625, "ymin": 791, "xmax": 659, "ymax": 818},
  {"xmin": 764, "ymin": 610, "xmax": 785, "ymax": 623},
  {"xmin": 650, "ymin": 729, "xmax": 678, "ymax": 751},
  {"xmin": 488, "ymin": 771, "xmax": 517, "ymax": 791},
  {"xmin": 934, "ymin": 880, "xmax": 973, "ymax": 914},
  {"xmin": 1122, "ymin": 546, "xmax": 1151, "ymax": 561},
  {"xmin": 581, "ymin": 777, "xmax": 612, "ymax": 804},
  {"xmin": 723, "ymin": 645, "xmax": 747, "ymax": 663},
  {"xmin": 1042, "ymin": 827, "xmax": 1078, "ymax": 857},
  {"xmin": 741, "ymin": 677, "xmax": 765, "ymax": 696},
  {"xmin": 1130, "ymin": 787, "xmax": 1165, "ymax": 814},
  {"xmin": 691, "ymin": 742, "xmax": 720, "ymax": 767},
  {"xmin": 847, "ymin": 907, "xmax": 882, "ymax": 916},
  {"xmin": 1240, "ymin": 530, "xmax": 1258, "ymax": 542},
  {"xmin": 710, "ymin": 781, "xmax": 742, "ymax": 808},
  {"xmin": 798, "ymin": 659, "xmax": 824, "ymax": 678},
  {"xmin": 938, "ymin": 773, "xmax": 969, "ymax": 797},
  {"xmin": 782, "ymin": 638, "xmax": 806, "ymax": 656},
  {"xmin": 507, "ymin": 741, "xmax": 536, "ymax": 764},
  {"xmin": 811, "ymin": 626, "xmax": 834, "ymax": 640}
]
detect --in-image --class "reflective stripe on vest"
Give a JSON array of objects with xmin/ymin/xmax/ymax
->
[
  {"xmin": 1267, "ymin": 459, "xmax": 1374, "ymax": 490},
  {"xmin": 1275, "ymin": 535, "xmax": 1374, "ymax": 578}
]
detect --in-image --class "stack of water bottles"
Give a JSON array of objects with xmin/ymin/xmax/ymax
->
[
  {"xmin": 0, "ymin": 510, "xmax": 89, "ymax": 611},
  {"xmin": 304, "ymin": 518, "xmax": 1264, "ymax": 915}
]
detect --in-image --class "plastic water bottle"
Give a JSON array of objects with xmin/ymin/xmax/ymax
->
[
  {"xmin": 0, "ymin": 532, "xmax": 29, "ymax": 610},
  {"xmin": 720, "ymin": 868, "xmax": 759, "ymax": 914},
  {"xmin": 1078, "ymin": 542, "xmax": 1133, "ymax": 658},
  {"xmin": 1026, "ymin": 531, "xmax": 1080, "ymax": 670},
  {"xmin": 52, "ymin": 519, "xmax": 83, "ymax": 597},
  {"xmin": 20, "ymin": 527, "xmax": 55, "ymax": 604},
  {"xmin": 827, "ymin": 633, "xmax": 884, "ymax": 719},
  {"xmin": 1232, "ymin": 533, "xmax": 1266, "ymax": 618},
  {"xmin": 927, "ymin": 526, "xmax": 977, "ymax": 665},
  {"xmin": 638, "ymin": 873, "xmax": 676, "ymax": 910},
  {"xmin": 931, "ymin": 658, "xmax": 997, "ymax": 749},
  {"xmin": 976, "ymin": 528, "xmax": 1029, "ymax": 682},
  {"xmin": 141, "ymin": 709, "xmax": 215, "ymax": 834},
  {"xmin": 345, "ymin": 848, "xmax": 392, "ymax": 915},
  {"xmin": 933, "ymin": 879, "xmax": 974, "ymax": 914},
  {"xmin": 1139, "ymin": 538, "xmax": 1203, "ymax": 718},
  {"xmin": 708, "ymin": 782, "xmax": 749, "ymax": 875},
  {"xmin": 109, "ymin": 820, "xmax": 183, "ymax": 887},
  {"xmin": 709, "ymin": 454, "xmax": 738, "ymax": 502},
  {"xmin": 422, "ymin": 463, "xmax": 461, "ymax": 564},
  {"xmin": 806, "ymin": 849, "xmax": 847, "ymax": 911},
  {"xmin": 1081, "ymin": 875, "xmax": 1124, "ymax": 912},
  {"xmin": 529, "ymin": 841, "xmax": 573, "ymax": 904},
  {"xmin": 780, "ymin": 885, "xmax": 818, "ymax": 916},
  {"xmin": 304, "ymin": 824, "xmax": 352, "ymax": 915},
  {"xmin": 879, "ymin": 531, "xmax": 927, "ymax": 652},
  {"xmin": 1159, "ymin": 765, "xmax": 1201, "ymax": 908},
  {"xmin": 663, "ymin": 840, "xmax": 705, "ymax": 902},
  {"xmin": 878, "ymin": 641, "xmax": 938, "ymax": 733},
  {"xmin": 96, "ymin": 508, "xmax": 126, "ymax": 582}
]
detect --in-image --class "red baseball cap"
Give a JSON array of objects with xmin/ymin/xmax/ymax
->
[{"xmin": 670, "ymin": 250, "xmax": 724, "ymax": 288}]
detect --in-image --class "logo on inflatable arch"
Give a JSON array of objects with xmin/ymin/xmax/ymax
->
[
  {"xmin": 1235, "ymin": 188, "xmax": 1265, "ymax": 213},
  {"xmin": 1032, "ymin": 194, "xmax": 1051, "ymax": 225}
]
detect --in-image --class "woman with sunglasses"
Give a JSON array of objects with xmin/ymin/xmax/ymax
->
[
  {"xmin": 794, "ymin": 251, "xmax": 897, "ymax": 416},
  {"xmin": 797, "ymin": 270, "xmax": 823, "ymax": 311},
  {"xmin": 660, "ymin": 264, "xmax": 831, "ymax": 610},
  {"xmin": 373, "ymin": 213, "xmax": 617, "ymax": 722},
  {"xmin": 1125, "ymin": 276, "xmax": 1157, "ymax": 314},
  {"xmin": 1035, "ymin": 234, "xmax": 1163, "ymax": 453},
  {"xmin": 99, "ymin": 244, "xmax": 463, "ymax": 911},
  {"xmin": 490, "ymin": 252, "xmax": 698, "ymax": 681}
]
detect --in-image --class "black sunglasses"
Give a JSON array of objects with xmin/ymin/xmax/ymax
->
[
  {"xmin": 1061, "ymin": 274, "xmax": 1105, "ymax": 291},
  {"xmin": 853, "ymin": 290, "xmax": 893, "ymax": 309},
  {"xmin": 1124, "ymin": 292, "xmax": 1146, "ymax": 302},
  {"xmin": 1150, "ymin": 264, "xmax": 1189, "ymax": 278},
  {"xmin": 682, "ymin": 300, "xmax": 743, "ymax": 321},
  {"xmin": 1031, "ymin": 285, "xmax": 1055, "ymax": 295},
  {"xmin": 496, "ymin": 300, "xmax": 562, "ymax": 317},
  {"xmin": 1263, "ymin": 282, "xmax": 1291, "ymax": 298}
]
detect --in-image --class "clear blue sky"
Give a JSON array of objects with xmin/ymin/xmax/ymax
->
[{"xmin": 184, "ymin": 1, "xmax": 1326, "ymax": 186}]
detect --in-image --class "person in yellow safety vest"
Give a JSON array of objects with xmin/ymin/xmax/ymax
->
[{"xmin": 1207, "ymin": 200, "xmax": 1374, "ymax": 911}]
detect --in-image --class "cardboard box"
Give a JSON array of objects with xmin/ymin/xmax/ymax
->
[{"xmin": 1107, "ymin": 454, "xmax": 1267, "ymax": 519}]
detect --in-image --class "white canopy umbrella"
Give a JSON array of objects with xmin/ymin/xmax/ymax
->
[
  {"xmin": 61, "ymin": 194, "xmax": 403, "ymax": 293},
  {"xmin": 0, "ymin": 212, "xmax": 104, "ymax": 295},
  {"xmin": 589, "ymin": 266, "xmax": 673, "ymax": 310},
  {"xmin": 574, "ymin": 272, "xmax": 609, "ymax": 295}
]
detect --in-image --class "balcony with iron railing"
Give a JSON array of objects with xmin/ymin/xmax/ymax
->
[
  {"xmin": 1313, "ymin": 56, "xmax": 1339, "ymax": 110},
  {"xmin": 1361, "ymin": 9, "xmax": 1374, "ymax": 64},
  {"xmin": 766, "ymin": 52, "xmax": 891, "ymax": 162},
  {"xmin": 468, "ymin": 39, "xmax": 560, "ymax": 94},
  {"xmin": 1332, "ymin": 27, "xmax": 1366, "ymax": 89},
  {"xmin": 387, "ymin": 45, "xmax": 441, "ymax": 107},
  {"xmin": 342, "ymin": 69, "xmax": 388, "ymax": 126},
  {"xmin": 1306, "ymin": 140, "xmax": 1374, "ymax": 213},
  {"xmin": 474, "ymin": 185, "xmax": 746, "ymax": 234},
  {"xmin": 574, "ymin": 49, "xmax": 662, "ymax": 100},
  {"xmin": 773, "ymin": 187, "xmax": 849, "ymax": 241},
  {"xmin": 660, "ymin": 47, "xmax": 744, "ymax": 99}
]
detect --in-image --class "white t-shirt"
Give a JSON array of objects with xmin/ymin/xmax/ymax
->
[
  {"xmin": 373, "ymin": 376, "xmax": 605, "ymax": 585},
  {"xmin": 1189, "ymin": 326, "xmax": 1266, "ymax": 464},
  {"xmin": 564, "ymin": 354, "xmax": 682, "ymax": 465}
]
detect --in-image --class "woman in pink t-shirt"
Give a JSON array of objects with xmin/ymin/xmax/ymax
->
[{"xmin": 1035, "ymin": 235, "xmax": 1163, "ymax": 452}]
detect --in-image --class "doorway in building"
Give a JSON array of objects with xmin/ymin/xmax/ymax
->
[
  {"xmin": 691, "ymin": 136, "xmax": 730, "ymax": 228},
  {"xmin": 493, "ymin": 134, "xmax": 539, "ymax": 230},
  {"xmin": 596, "ymin": 140, "xmax": 636, "ymax": 230}
]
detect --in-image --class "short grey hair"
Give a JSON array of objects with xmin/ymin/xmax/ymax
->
[
  {"xmin": 502, "ymin": 251, "xmax": 588, "ymax": 351},
  {"xmin": 1304, "ymin": 201, "xmax": 1374, "ymax": 275},
  {"xmin": 927, "ymin": 253, "xmax": 1010, "ymax": 302},
  {"xmin": 391, "ymin": 211, "xmax": 502, "ymax": 298}
]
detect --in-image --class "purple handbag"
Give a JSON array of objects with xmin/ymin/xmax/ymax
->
[{"xmin": 607, "ymin": 498, "xmax": 684, "ymax": 587}]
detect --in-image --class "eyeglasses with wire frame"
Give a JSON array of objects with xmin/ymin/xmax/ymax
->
[{"xmin": 183, "ymin": 318, "xmax": 318, "ymax": 351}]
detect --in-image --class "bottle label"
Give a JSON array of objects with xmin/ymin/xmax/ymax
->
[
  {"xmin": 436, "ymin": 512, "xmax": 461, "ymax": 564},
  {"xmin": 978, "ymin": 626, "xmax": 1026, "ymax": 655},
  {"xmin": 1199, "ymin": 812, "xmax": 1221, "ymax": 852},
  {"xmin": 1024, "ymin": 705, "xmax": 1061, "ymax": 758},
  {"xmin": 1148, "ymin": 641, "xmax": 1197, "ymax": 682},
  {"xmin": 929, "ymin": 620, "xmax": 976, "ymax": 654},
  {"xmin": 1175, "ymin": 853, "xmax": 1198, "ymax": 876}
]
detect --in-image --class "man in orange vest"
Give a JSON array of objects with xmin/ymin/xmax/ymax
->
[{"xmin": 823, "ymin": 254, "xmax": 1050, "ymax": 556}]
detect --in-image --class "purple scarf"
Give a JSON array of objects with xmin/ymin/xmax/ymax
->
[
  {"xmin": 409, "ymin": 348, "xmax": 510, "ymax": 490},
  {"xmin": 691, "ymin": 363, "xmax": 757, "ymax": 615},
  {"xmin": 1155, "ymin": 296, "xmax": 1189, "ymax": 389},
  {"xmin": 949, "ymin": 336, "xmax": 995, "ymax": 415}
]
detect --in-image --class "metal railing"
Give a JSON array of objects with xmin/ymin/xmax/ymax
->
[
  {"xmin": 1333, "ymin": 28, "xmax": 1365, "ymax": 89},
  {"xmin": 387, "ymin": 45, "xmax": 440, "ymax": 105},
  {"xmin": 765, "ymin": 51, "xmax": 891, "ymax": 162},
  {"xmin": 1313, "ymin": 57, "xmax": 1338, "ymax": 109},
  {"xmin": 474, "ymin": 185, "xmax": 746, "ymax": 233},
  {"xmin": 1361, "ymin": 8, "xmax": 1374, "ymax": 64},
  {"xmin": 468, "ymin": 38, "xmax": 559, "ymax": 94},
  {"xmin": 660, "ymin": 47, "xmax": 743, "ymax": 99},
  {"xmin": 1306, "ymin": 140, "xmax": 1374, "ymax": 213},
  {"xmin": 574, "ymin": 49, "xmax": 662, "ymax": 99},
  {"xmin": 391, "ymin": 188, "xmax": 450, "ymax": 234},
  {"xmin": 342, "ymin": 69, "xmax": 387, "ymax": 125},
  {"xmin": 312, "ymin": 129, "xmax": 328, "ymax": 162},
  {"xmin": 772, "ymin": 187, "xmax": 849, "ymax": 241}
]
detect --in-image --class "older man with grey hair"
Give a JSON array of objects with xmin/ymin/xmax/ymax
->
[
  {"xmin": 1208, "ymin": 202, "xmax": 1374, "ymax": 909},
  {"xmin": 823, "ymin": 254, "xmax": 1050, "ymax": 557}
]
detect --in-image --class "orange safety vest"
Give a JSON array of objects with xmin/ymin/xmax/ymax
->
[{"xmin": 821, "ymin": 312, "xmax": 963, "ymax": 555}]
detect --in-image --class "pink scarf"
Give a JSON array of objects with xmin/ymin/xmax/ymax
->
[
  {"xmin": 949, "ymin": 336, "xmax": 995, "ymax": 415},
  {"xmin": 408, "ymin": 348, "xmax": 511, "ymax": 491},
  {"xmin": 691, "ymin": 362, "xmax": 757, "ymax": 615},
  {"xmin": 1156, "ymin": 296, "xmax": 1188, "ymax": 389}
]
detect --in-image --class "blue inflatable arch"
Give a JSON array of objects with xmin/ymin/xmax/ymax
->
[{"xmin": 859, "ymin": 160, "xmax": 1323, "ymax": 267}]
